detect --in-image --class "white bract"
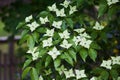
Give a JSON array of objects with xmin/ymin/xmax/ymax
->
[
  {"xmin": 56, "ymin": 8, "xmax": 66, "ymax": 17},
  {"xmin": 27, "ymin": 21, "xmax": 39, "ymax": 32},
  {"xmin": 93, "ymin": 22, "xmax": 104, "ymax": 30},
  {"xmin": 100, "ymin": 60, "xmax": 112, "ymax": 69},
  {"xmin": 111, "ymin": 56, "xmax": 120, "ymax": 65},
  {"xmin": 60, "ymin": 39, "xmax": 72, "ymax": 49},
  {"xmin": 27, "ymin": 47, "xmax": 39, "ymax": 60},
  {"xmin": 44, "ymin": 28, "xmax": 54, "ymax": 37},
  {"xmin": 90, "ymin": 77, "xmax": 98, "ymax": 80},
  {"xmin": 75, "ymin": 69, "xmax": 87, "ymax": 79},
  {"xmin": 74, "ymin": 28, "xmax": 85, "ymax": 33},
  {"xmin": 60, "ymin": 0, "xmax": 70, "ymax": 8},
  {"xmin": 79, "ymin": 38, "xmax": 92, "ymax": 49},
  {"xmin": 25, "ymin": 15, "xmax": 33, "ymax": 22},
  {"xmin": 59, "ymin": 30, "xmax": 70, "ymax": 39},
  {"xmin": 48, "ymin": 3, "xmax": 57, "ymax": 11},
  {"xmin": 39, "ymin": 76, "xmax": 43, "ymax": 80},
  {"xmin": 47, "ymin": 47, "xmax": 60, "ymax": 60},
  {"xmin": 39, "ymin": 17, "xmax": 49, "ymax": 24},
  {"xmin": 42, "ymin": 38, "xmax": 53, "ymax": 48},
  {"xmin": 69, "ymin": 5, "xmax": 77, "ymax": 15},
  {"xmin": 64, "ymin": 69, "xmax": 75, "ymax": 79},
  {"xmin": 107, "ymin": 0, "xmax": 119, "ymax": 5},
  {"xmin": 79, "ymin": 32, "xmax": 91, "ymax": 38},
  {"xmin": 52, "ymin": 21, "xmax": 62, "ymax": 29}
]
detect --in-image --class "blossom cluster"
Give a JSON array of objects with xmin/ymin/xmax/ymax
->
[{"xmin": 100, "ymin": 56, "xmax": 120, "ymax": 69}]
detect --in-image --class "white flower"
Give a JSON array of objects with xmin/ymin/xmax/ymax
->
[
  {"xmin": 48, "ymin": 3, "xmax": 57, "ymax": 11},
  {"xmin": 64, "ymin": 69, "xmax": 75, "ymax": 79},
  {"xmin": 52, "ymin": 21, "xmax": 62, "ymax": 29},
  {"xmin": 39, "ymin": 76, "xmax": 43, "ymax": 80},
  {"xmin": 107, "ymin": 0, "xmax": 119, "ymax": 5},
  {"xmin": 111, "ymin": 56, "xmax": 120, "ymax": 65},
  {"xmin": 44, "ymin": 28, "xmax": 54, "ymax": 37},
  {"xmin": 74, "ymin": 28, "xmax": 85, "ymax": 33},
  {"xmin": 27, "ymin": 47, "xmax": 39, "ymax": 60},
  {"xmin": 75, "ymin": 70, "xmax": 87, "ymax": 79},
  {"xmin": 60, "ymin": 0, "xmax": 70, "ymax": 8},
  {"xmin": 79, "ymin": 38, "xmax": 92, "ymax": 49},
  {"xmin": 56, "ymin": 8, "xmax": 66, "ymax": 17},
  {"xmin": 47, "ymin": 47, "xmax": 61, "ymax": 60},
  {"xmin": 117, "ymin": 77, "xmax": 120, "ymax": 80},
  {"xmin": 100, "ymin": 60, "xmax": 112, "ymax": 69},
  {"xmin": 60, "ymin": 39, "xmax": 72, "ymax": 49},
  {"xmin": 27, "ymin": 21, "xmax": 39, "ymax": 32},
  {"xmin": 73, "ymin": 36, "xmax": 81, "ymax": 45},
  {"xmin": 90, "ymin": 77, "xmax": 98, "ymax": 80},
  {"xmin": 39, "ymin": 17, "xmax": 49, "ymax": 24},
  {"xmin": 69, "ymin": 5, "xmax": 77, "ymax": 15},
  {"xmin": 42, "ymin": 38, "xmax": 53, "ymax": 48},
  {"xmin": 25, "ymin": 15, "xmax": 33, "ymax": 22},
  {"xmin": 93, "ymin": 22, "xmax": 104, "ymax": 30},
  {"xmin": 79, "ymin": 32, "xmax": 91, "ymax": 38},
  {"xmin": 59, "ymin": 30, "xmax": 70, "ymax": 39}
]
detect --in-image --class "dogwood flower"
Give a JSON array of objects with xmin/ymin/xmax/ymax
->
[
  {"xmin": 60, "ymin": 0, "xmax": 70, "ymax": 8},
  {"xmin": 59, "ymin": 30, "xmax": 70, "ymax": 39},
  {"xmin": 39, "ymin": 17, "xmax": 49, "ymax": 24},
  {"xmin": 44, "ymin": 28, "xmax": 54, "ymax": 37},
  {"xmin": 64, "ymin": 69, "xmax": 75, "ymax": 79},
  {"xmin": 93, "ymin": 22, "xmax": 104, "ymax": 30},
  {"xmin": 79, "ymin": 38, "xmax": 92, "ymax": 49},
  {"xmin": 27, "ymin": 21, "xmax": 39, "ymax": 32},
  {"xmin": 73, "ymin": 36, "xmax": 81, "ymax": 45},
  {"xmin": 111, "ymin": 56, "xmax": 120, "ymax": 65},
  {"xmin": 25, "ymin": 15, "xmax": 33, "ymax": 22},
  {"xmin": 27, "ymin": 47, "xmax": 39, "ymax": 60},
  {"xmin": 56, "ymin": 8, "xmax": 66, "ymax": 17},
  {"xmin": 69, "ymin": 5, "xmax": 77, "ymax": 15},
  {"xmin": 100, "ymin": 60, "xmax": 112, "ymax": 69},
  {"xmin": 42, "ymin": 38, "xmax": 53, "ymax": 48},
  {"xmin": 107, "ymin": 0, "xmax": 119, "ymax": 5},
  {"xmin": 47, "ymin": 47, "xmax": 61, "ymax": 60},
  {"xmin": 60, "ymin": 39, "xmax": 72, "ymax": 49},
  {"xmin": 79, "ymin": 32, "xmax": 91, "ymax": 38},
  {"xmin": 74, "ymin": 28, "xmax": 85, "ymax": 33},
  {"xmin": 90, "ymin": 77, "xmax": 98, "ymax": 80},
  {"xmin": 75, "ymin": 69, "xmax": 87, "ymax": 79},
  {"xmin": 48, "ymin": 3, "xmax": 57, "ymax": 11},
  {"xmin": 52, "ymin": 21, "xmax": 62, "ymax": 29}
]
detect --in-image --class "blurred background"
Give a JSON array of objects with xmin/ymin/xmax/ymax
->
[
  {"xmin": 0, "ymin": 0, "xmax": 120, "ymax": 80},
  {"xmin": 0, "ymin": 0, "xmax": 56, "ymax": 80}
]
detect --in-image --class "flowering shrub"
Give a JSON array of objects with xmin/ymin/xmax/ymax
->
[{"xmin": 17, "ymin": 0, "xmax": 120, "ymax": 80}]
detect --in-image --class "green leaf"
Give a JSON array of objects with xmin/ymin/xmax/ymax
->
[
  {"xmin": 88, "ymin": 48, "xmax": 97, "ymax": 61},
  {"xmin": 66, "ymin": 18, "xmax": 74, "ymax": 29},
  {"xmin": 27, "ymin": 35, "xmax": 35, "ymax": 49},
  {"xmin": 36, "ymin": 27, "xmax": 46, "ymax": 33},
  {"xmin": 79, "ymin": 48, "xmax": 88, "ymax": 62},
  {"xmin": 32, "ymin": 32, "xmax": 39, "ymax": 43},
  {"xmin": 110, "ymin": 69, "xmax": 118, "ymax": 80},
  {"xmin": 45, "ymin": 56, "xmax": 52, "ymax": 67},
  {"xmin": 99, "ymin": 70, "xmax": 109, "ymax": 80},
  {"xmin": 54, "ymin": 58, "xmax": 61, "ymax": 69},
  {"xmin": 16, "ymin": 22, "xmax": 25, "ymax": 29},
  {"xmin": 91, "ymin": 67, "xmax": 105, "ymax": 75},
  {"xmin": 22, "ymin": 67, "xmax": 31, "ymax": 79},
  {"xmin": 64, "ymin": 52, "xmax": 74, "ymax": 66},
  {"xmin": 68, "ymin": 49, "xmax": 77, "ymax": 62},
  {"xmin": 30, "ymin": 67, "xmax": 39, "ymax": 80},
  {"xmin": 98, "ymin": 2, "xmax": 108, "ymax": 17},
  {"xmin": 23, "ymin": 59, "xmax": 32, "ymax": 69},
  {"xmin": 90, "ymin": 42, "xmax": 101, "ymax": 50}
]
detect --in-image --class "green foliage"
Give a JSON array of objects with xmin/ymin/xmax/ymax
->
[{"xmin": 17, "ymin": 0, "xmax": 120, "ymax": 80}]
